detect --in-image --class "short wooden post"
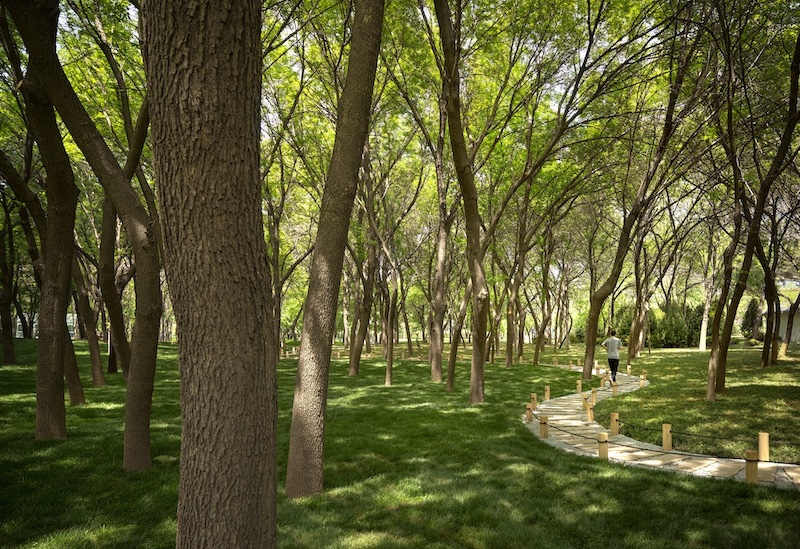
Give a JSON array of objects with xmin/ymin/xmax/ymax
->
[
  {"xmin": 639, "ymin": 374, "xmax": 645, "ymax": 388},
  {"xmin": 627, "ymin": 364, "xmax": 631, "ymax": 376},
  {"xmin": 544, "ymin": 385, "xmax": 551, "ymax": 400},
  {"xmin": 598, "ymin": 432, "xmax": 609, "ymax": 460},
  {"xmin": 745, "ymin": 450, "xmax": 759, "ymax": 484},
  {"xmin": 530, "ymin": 393, "xmax": 538, "ymax": 409},
  {"xmin": 582, "ymin": 395, "xmax": 589, "ymax": 411},
  {"xmin": 587, "ymin": 403, "xmax": 594, "ymax": 422},
  {"xmin": 576, "ymin": 379, "xmax": 582, "ymax": 394},
  {"xmin": 610, "ymin": 412, "xmax": 620, "ymax": 436},
  {"xmin": 758, "ymin": 432, "xmax": 769, "ymax": 462},
  {"xmin": 612, "ymin": 382, "xmax": 618, "ymax": 396},
  {"xmin": 662, "ymin": 423, "xmax": 672, "ymax": 452},
  {"xmin": 642, "ymin": 369, "xmax": 647, "ymax": 380},
  {"xmin": 591, "ymin": 387, "xmax": 597, "ymax": 406},
  {"xmin": 525, "ymin": 403, "xmax": 534, "ymax": 423},
  {"xmin": 554, "ymin": 357, "xmax": 559, "ymax": 366},
  {"xmin": 540, "ymin": 415, "xmax": 549, "ymax": 438}
]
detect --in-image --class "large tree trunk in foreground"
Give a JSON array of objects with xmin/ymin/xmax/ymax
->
[
  {"xmin": 143, "ymin": 0, "xmax": 277, "ymax": 546},
  {"xmin": 285, "ymin": 0, "xmax": 384, "ymax": 499}
]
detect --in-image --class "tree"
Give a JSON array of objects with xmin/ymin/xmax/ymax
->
[
  {"xmin": 5, "ymin": 0, "xmax": 160, "ymax": 470},
  {"xmin": 285, "ymin": 0, "xmax": 385, "ymax": 499},
  {"xmin": 141, "ymin": 0, "xmax": 277, "ymax": 546},
  {"xmin": 705, "ymin": 3, "xmax": 800, "ymax": 399}
]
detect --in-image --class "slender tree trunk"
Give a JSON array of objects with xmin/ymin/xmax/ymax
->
[
  {"xmin": 10, "ymin": 15, "xmax": 80, "ymax": 438},
  {"xmin": 143, "ymin": 0, "xmax": 277, "ymax": 545},
  {"xmin": 446, "ymin": 279, "xmax": 471, "ymax": 392},
  {"xmin": 63, "ymin": 335, "xmax": 85, "ymax": 405},
  {"xmin": 434, "ymin": 0, "xmax": 488, "ymax": 403},
  {"xmin": 285, "ymin": 0, "xmax": 384, "ymax": 499},
  {"xmin": 73, "ymin": 258, "xmax": 105, "ymax": 386},
  {"xmin": 781, "ymin": 293, "xmax": 800, "ymax": 356},
  {"xmin": 98, "ymin": 197, "xmax": 131, "ymax": 375},
  {"xmin": 349, "ymin": 244, "xmax": 376, "ymax": 376},
  {"xmin": 0, "ymin": 202, "xmax": 16, "ymax": 364}
]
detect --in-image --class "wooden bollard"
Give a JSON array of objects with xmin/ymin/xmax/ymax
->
[
  {"xmin": 530, "ymin": 393, "xmax": 538, "ymax": 409},
  {"xmin": 639, "ymin": 374, "xmax": 645, "ymax": 388},
  {"xmin": 759, "ymin": 432, "xmax": 770, "ymax": 462},
  {"xmin": 610, "ymin": 412, "xmax": 620, "ymax": 436},
  {"xmin": 587, "ymin": 403, "xmax": 594, "ymax": 422},
  {"xmin": 662, "ymin": 424, "xmax": 672, "ymax": 451},
  {"xmin": 745, "ymin": 450, "xmax": 759, "ymax": 484},
  {"xmin": 627, "ymin": 364, "xmax": 631, "ymax": 376},
  {"xmin": 544, "ymin": 385, "xmax": 550, "ymax": 401},
  {"xmin": 540, "ymin": 415, "xmax": 549, "ymax": 438},
  {"xmin": 591, "ymin": 387, "xmax": 597, "ymax": 406},
  {"xmin": 576, "ymin": 379, "xmax": 582, "ymax": 394},
  {"xmin": 612, "ymin": 382, "xmax": 618, "ymax": 396},
  {"xmin": 598, "ymin": 432, "xmax": 609, "ymax": 460},
  {"xmin": 642, "ymin": 369, "xmax": 647, "ymax": 380},
  {"xmin": 525, "ymin": 403, "xmax": 534, "ymax": 423},
  {"xmin": 554, "ymin": 357, "xmax": 559, "ymax": 366}
]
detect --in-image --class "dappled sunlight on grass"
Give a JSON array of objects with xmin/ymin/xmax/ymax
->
[{"xmin": 2, "ymin": 341, "xmax": 800, "ymax": 547}]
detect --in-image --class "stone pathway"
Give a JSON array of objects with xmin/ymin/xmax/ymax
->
[{"xmin": 524, "ymin": 367, "xmax": 800, "ymax": 490}]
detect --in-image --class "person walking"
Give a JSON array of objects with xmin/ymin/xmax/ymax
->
[{"xmin": 601, "ymin": 329, "xmax": 623, "ymax": 383}]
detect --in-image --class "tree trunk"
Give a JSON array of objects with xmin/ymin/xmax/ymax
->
[
  {"xmin": 0, "ymin": 200, "xmax": 17, "ymax": 364},
  {"xmin": 72, "ymin": 258, "xmax": 105, "ymax": 386},
  {"xmin": 63, "ymin": 335, "xmax": 85, "ymax": 405},
  {"xmin": 781, "ymin": 293, "xmax": 800, "ymax": 356},
  {"xmin": 385, "ymin": 269, "xmax": 398, "ymax": 386},
  {"xmin": 446, "ymin": 279, "xmax": 471, "ymax": 392},
  {"xmin": 285, "ymin": 0, "xmax": 384, "ymax": 499},
  {"xmin": 98, "ymin": 197, "xmax": 131, "ymax": 375},
  {"xmin": 9, "ymin": 12, "xmax": 80, "ymax": 438},
  {"xmin": 143, "ymin": 0, "xmax": 278, "ymax": 545},
  {"xmin": 434, "ymin": 0, "xmax": 488, "ymax": 403},
  {"xmin": 349, "ymin": 244, "xmax": 376, "ymax": 376},
  {"xmin": 6, "ymin": 0, "xmax": 163, "ymax": 466}
]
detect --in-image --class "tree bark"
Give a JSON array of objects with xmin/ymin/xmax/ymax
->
[
  {"xmin": 98, "ymin": 197, "xmax": 131, "ymax": 375},
  {"xmin": 285, "ymin": 0, "xmax": 384, "ymax": 499},
  {"xmin": 6, "ymin": 0, "xmax": 162, "ymax": 469},
  {"xmin": 0, "ymin": 198, "xmax": 17, "ymax": 364},
  {"xmin": 434, "ymin": 0, "xmax": 488, "ymax": 403},
  {"xmin": 7, "ymin": 6, "xmax": 81, "ymax": 437},
  {"xmin": 72, "ymin": 258, "xmax": 105, "ymax": 386},
  {"xmin": 349, "ymin": 244, "xmax": 376, "ymax": 376},
  {"xmin": 142, "ymin": 0, "xmax": 277, "ymax": 546}
]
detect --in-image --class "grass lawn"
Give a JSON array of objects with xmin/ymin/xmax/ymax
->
[{"xmin": 0, "ymin": 339, "xmax": 798, "ymax": 548}]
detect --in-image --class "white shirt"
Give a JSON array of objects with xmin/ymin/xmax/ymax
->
[{"xmin": 602, "ymin": 337, "xmax": 622, "ymax": 359}]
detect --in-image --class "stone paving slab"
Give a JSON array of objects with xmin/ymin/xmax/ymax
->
[{"xmin": 524, "ymin": 364, "xmax": 800, "ymax": 490}]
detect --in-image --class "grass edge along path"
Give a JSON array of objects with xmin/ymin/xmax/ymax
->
[
  {"xmin": 0, "ymin": 340, "xmax": 799, "ymax": 548},
  {"xmin": 526, "ymin": 366, "xmax": 800, "ymax": 489}
]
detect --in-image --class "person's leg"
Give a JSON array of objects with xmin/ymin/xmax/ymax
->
[{"xmin": 608, "ymin": 358, "xmax": 619, "ymax": 382}]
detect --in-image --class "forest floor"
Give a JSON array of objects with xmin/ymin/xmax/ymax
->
[{"xmin": 1, "ymin": 339, "xmax": 799, "ymax": 548}]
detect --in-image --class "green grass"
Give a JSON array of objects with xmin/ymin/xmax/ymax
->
[
  {"xmin": 592, "ymin": 347, "xmax": 800, "ymax": 464},
  {"xmin": 1, "ymin": 339, "xmax": 799, "ymax": 548}
]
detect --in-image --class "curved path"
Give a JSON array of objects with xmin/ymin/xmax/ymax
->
[{"xmin": 524, "ymin": 366, "xmax": 800, "ymax": 490}]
